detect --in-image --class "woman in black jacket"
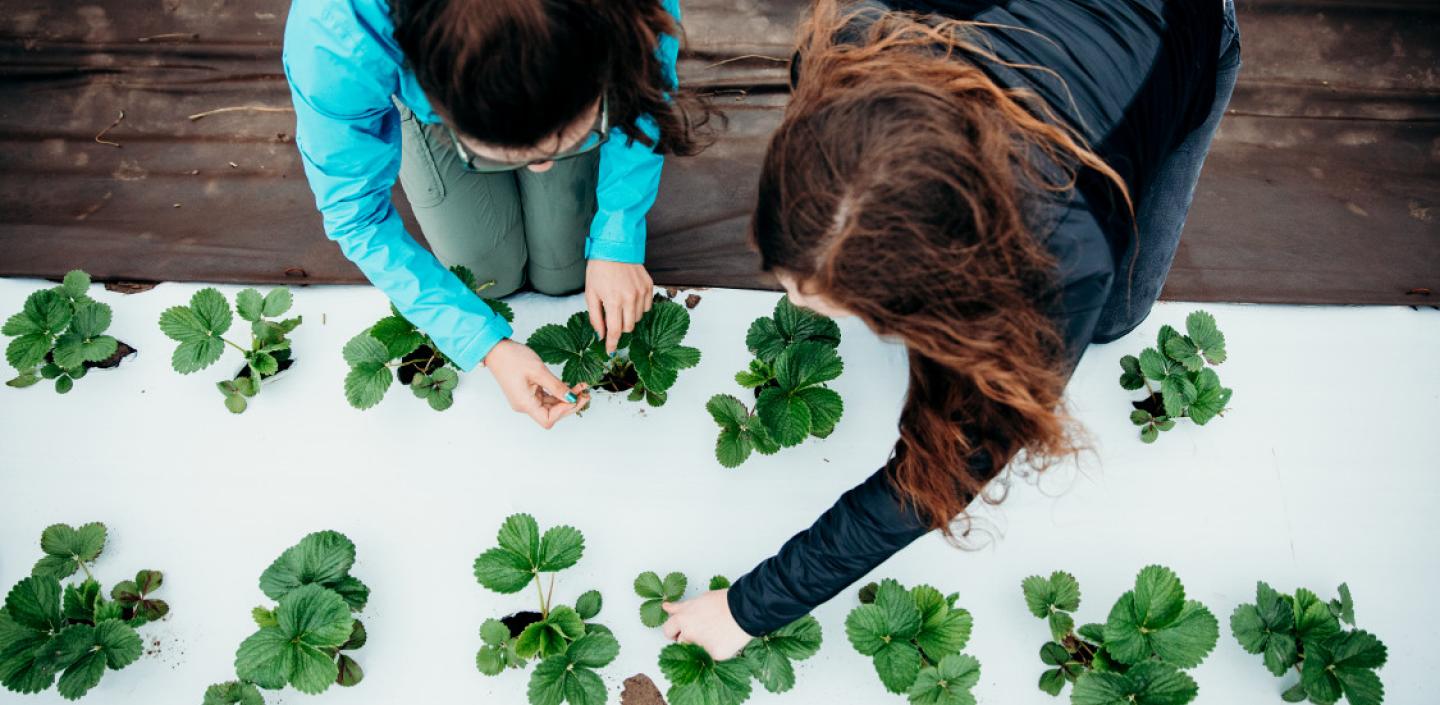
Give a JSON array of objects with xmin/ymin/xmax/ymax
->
[{"xmin": 661, "ymin": 0, "xmax": 1241, "ymax": 656}]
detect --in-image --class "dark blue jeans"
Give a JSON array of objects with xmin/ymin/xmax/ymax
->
[{"xmin": 1091, "ymin": 0, "xmax": 1242, "ymax": 343}]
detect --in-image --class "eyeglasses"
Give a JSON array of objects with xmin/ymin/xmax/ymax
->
[{"xmin": 447, "ymin": 96, "xmax": 610, "ymax": 173}]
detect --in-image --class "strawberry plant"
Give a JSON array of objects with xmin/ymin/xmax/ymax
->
[
  {"xmin": 527, "ymin": 296, "xmax": 700, "ymax": 407},
  {"xmin": 0, "ymin": 522, "xmax": 167, "ymax": 700},
  {"xmin": 472, "ymin": 514, "xmax": 618, "ymax": 705},
  {"xmin": 707, "ymin": 295, "xmax": 844, "ymax": 467},
  {"xmin": 845, "ymin": 579, "xmax": 979, "ymax": 704},
  {"xmin": 158, "ymin": 286, "xmax": 300, "ymax": 414},
  {"xmin": 638, "ymin": 572, "xmax": 823, "ymax": 703},
  {"xmin": 4, "ymin": 270, "xmax": 135, "ymax": 393},
  {"xmin": 203, "ymin": 531, "xmax": 370, "ymax": 705},
  {"xmin": 343, "ymin": 265, "xmax": 512, "ymax": 411},
  {"xmin": 1118, "ymin": 310, "xmax": 1231, "ymax": 442},
  {"xmin": 1230, "ymin": 582, "xmax": 1386, "ymax": 705},
  {"xmin": 1021, "ymin": 566, "xmax": 1218, "ymax": 704}
]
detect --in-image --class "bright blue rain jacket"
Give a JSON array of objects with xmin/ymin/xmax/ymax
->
[{"xmin": 283, "ymin": 0, "xmax": 681, "ymax": 370}]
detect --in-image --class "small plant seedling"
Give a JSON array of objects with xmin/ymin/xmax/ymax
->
[
  {"xmin": 1118, "ymin": 310, "xmax": 1232, "ymax": 442},
  {"xmin": 1230, "ymin": 582, "xmax": 1386, "ymax": 705},
  {"xmin": 343, "ymin": 266, "xmax": 513, "ymax": 411},
  {"xmin": 1021, "ymin": 566, "xmax": 1219, "ymax": 704},
  {"xmin": 473, "ymin": 514, "xmax": 618, "ymax": 705},
  {"xmin": 527, "ymin": 296, "xmax": 700, "ymax": 407},
  {"xmin": 637, "ymin": 571, "xmax": 823, "ymax": 704},
  {"xmin": 846, "ymin": 579, "xmax": 978, "ymax": 704},
  {"xmin": 707, "ymin": 295, "xmax": 844, "ymax": 467},
  {"xmin": 158, "ymin": 286, "xmax": 300, "ymax": 414},
  {"xmin": 0, "ymin": 522, "xmax": 168, "ymax": 700},
  {"xmin": 4, "ymin": 270, "xmax": 135, "ymax": 393},
  {"xmin": 204, "ymin": 531, "xmax": 370, "ymax": 704}
]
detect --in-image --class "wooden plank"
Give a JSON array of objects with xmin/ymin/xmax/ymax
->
[{"xmin": 0, "ymin": 0, "xmax": 1434, "ymax": 305}]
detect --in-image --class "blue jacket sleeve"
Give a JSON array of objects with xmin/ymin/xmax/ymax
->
[
  {"xmin": 283, "ymin": 1, "xmax": 510, "ymax": 371},
  {"xmin": 584, "ymin": 0, "xmax": 683, "ymax": 264}
]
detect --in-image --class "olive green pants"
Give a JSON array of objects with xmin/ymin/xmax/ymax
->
[{"xmin": 395, "ymin": 103, "xmax": 599, "ymax": 297}]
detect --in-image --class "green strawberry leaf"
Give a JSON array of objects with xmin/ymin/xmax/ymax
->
[
  {"xmin": 635, "ymin": 571, "xmax": 687, "ymax": 628},
  {"xmin": 258, "ymin": 531, "xmax": 359, "ymax": 603},
  {"xmin": 907, "ymin": 653, "xmax": 980, "ymax": 705},
  {"xmin": 660, "ymin": 642, "xmax": 752, "ymax": 705},
  {"xmin": 1102, "ymin": 566, "xmax": 1217, "ymax": 668},
  {"xmin": 742, "ymin": 615, "xmax": 822, "ymax": 694},
  {"xmin": 1184, "ymin": 310, "xmax": 1226, "ymax": 364},
  {"xmin": 235, "ymin": 583, "xmax": 353, "ymax": 694},
  {"xmin": 1071, "ymin": 661, "xmax": 1197, "ymax": 705},
  {"xmin": 202, "ymin": 681, "xmax": 265, "ymax": 705}
]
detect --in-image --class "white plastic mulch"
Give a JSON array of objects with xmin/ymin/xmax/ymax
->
[{"xmin": 0, "ymin": 276, "xmax": 1435, "ymax": 704}]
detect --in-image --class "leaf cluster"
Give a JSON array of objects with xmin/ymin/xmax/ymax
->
[
  {"xmin": 158, "ymin": 286, "xmax": 300, "ymax": 414},
  {"xmin": 640, "ymin": 571, "xmax": 823, "ymax": 703},
  {"xmin": 0, "ymin": 522, "xmax": 165, "ymax": 700},
  {"xmin": 1021, "ymin": 566, "xmax": 1219, "ymax": 704},
  {"xmin": 4, "ymin": 271, "xmax": 122, "ymax": 393},
  {"xmin": 217, "ymin": 531, "xmax": 370, "ymax": 701},
  {"xmin": 846, "ymin": 579, "xmax": 977, "ymax": 704},
  {"xmin": 473, "ymin": 514, "xmax": 616, "ymax": 705},
  {"xmin": 344, "ymin": 265, "xmax": 512, "ymax": 411},
  {"xmin": 1118, "ymin": 311, "xmax": 1231, "ymax": 442},
  {"xmin": 528, "ymin": 296, "xmax": 700, "ymax": 407},
  {"xmin": 1231, "ymin": 582, "xmax": 1385, "ymax": 705},
  {"xmin": 708, "ymin": 296, "xmax": 844, "ymax": 467}
]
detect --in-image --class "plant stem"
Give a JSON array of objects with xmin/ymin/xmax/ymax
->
[
  {"xmin": 534, "ymin": 572, "xmax": 548, "ymax": 618},
  {"xmin": 545, "ymin": 574, "xmax": 556, "ymax": 617},
  {"xmin": 222, "ymin": 337, "xmax": 249, "ymax": 355},
  {"xmin": 76, "ymin": 558, "xmax": 94, "ymax": 581}
]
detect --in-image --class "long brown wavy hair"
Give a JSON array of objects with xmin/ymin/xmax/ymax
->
[
  {"xmin": 392, "ymin": 0, "xmax": 716, "ymax": 156},
  {"xmin": 752, "ymin": 1, "xmax": 1130, "ymax": 536}
]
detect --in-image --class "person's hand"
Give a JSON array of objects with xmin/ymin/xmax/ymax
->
[
  {"xmin": 584, "ymin": 260, "xmax": 654, "ymax": 354},
  {"xmin": 484, "ymin": 339, "xmax": 589, "ymax": 428},
  {"xmin": 661, "ymin": 589, "xmax": 754, "ymax": 660}
]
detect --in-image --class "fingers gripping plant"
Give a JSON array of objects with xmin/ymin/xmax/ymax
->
[
  {"xmin": 472, "ymin": 514, "xmax": 618, "ymax": 705},
  {"xmin": 707, "ymin": 295, "xmax": 845, "ymax": 467},
  {"xmin": 158, "ymin": 286, "xmax": 300, "ymax": 414},
  {"xmin": 1021, "ymin": 566, "xmax": 1219, "ymax": 704},
  {"xmin": 1230, "ymin": 582, "xmax": 1386, "ymax": 705},
  {"xmin": 845, "ymin": 580, "xmax": 979, "ymax": 705},
  {"xmin": 527, "ymin": 296, "xmax": 700, "ymax": 407},
  {"xmin": 343, "ymin": 265, "xmax": 513, "ymax": 411},
  {"xmin": 1117, "ymin": 311, "xmax": 1232, "ymax": 442},
  {"xmin": 638, "ymin": 573, "xmax": 822, "ymax": 704},
  {"xmin": 0, "ymin": 522, "xmax": 167, "ymax": 700},
  {"xmin": 4, "ymin": 270, "xmax": 133, "ymax": 393},
  {"xmin": 204, "ymin": 531, "xmax": 370, "ymax": 705}
]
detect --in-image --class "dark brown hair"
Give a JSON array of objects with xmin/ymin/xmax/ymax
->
[
  {"xmin": 752, "ymin": 1, "xmax": 1130, "ymax": 536},
  {"xmin": 391, "ymin": 0, "xmax": 714, "ymax": 155}
]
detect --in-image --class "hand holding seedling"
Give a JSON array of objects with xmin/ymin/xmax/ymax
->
[
  {"xmin": 661, "ymin": 588, "xmax": 754, "ymax": 661},
  {"xmin": 484, "ymin": 339, "xmax": 588, "ymax": 428},
  {"xmin": 584, "ymin": 260, "xmax": 654, "ymax": 354}
]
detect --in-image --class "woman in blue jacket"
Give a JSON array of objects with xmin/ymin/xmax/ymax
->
[{"xmin": 283, "ymin": 0, "xmax": 709, "ymax": 427}]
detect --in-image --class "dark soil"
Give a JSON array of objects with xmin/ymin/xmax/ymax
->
[
  {"xmin": 1132, "ymin": 392, "xmax": 1166, "ymax": 418},
  {"xmin": 684, "ymin": 294, "xmax": 702, "ymax": 309},
  {"xmin": 501, "ymin": 611, "xmax": 544, "ymax": 638},
  {"xmin": 599, "ymin": 361, "xmax": 639, "ymax": 393},
  {"xmin": 103, "ymin": 281, "xmax": 158, "ymax": 294},
  {"xmin": 396, "ymin": 345, "xmax": 443, "ymax": 385},
  {"xmin": 235, "ymin": 349, "xmax": 294, "ymax": 381},
  {"xmin": 620, "ymin": 674, "xmax": 667, "ymax": 705}
]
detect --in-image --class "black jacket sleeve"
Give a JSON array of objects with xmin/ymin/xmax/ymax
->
[{"xmin": 726, "ymin": 461, "xmax": 931, "ymax": 636}]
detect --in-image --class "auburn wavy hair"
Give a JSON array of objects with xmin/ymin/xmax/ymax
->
[
  {"xmin": 752, "ymin": 1, "xmax": 1130, "ymax": 536},
  {"xmin": 391, "ymin": 0, "xmax": 715, "ymax": 156}
]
